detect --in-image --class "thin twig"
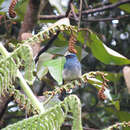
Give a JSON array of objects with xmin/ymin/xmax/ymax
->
[
  {"xmin": 78, "ymin": 0, "xmax": 83, "ymax": 29},
  {"xmin": 39, "ymin": 14, "xmax": 130, "ymax": 22}
]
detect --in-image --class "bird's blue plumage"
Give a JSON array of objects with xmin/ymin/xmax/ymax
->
[{"xmin": 63, "ymin": 53, "xmax": 81, "ymax": 81}]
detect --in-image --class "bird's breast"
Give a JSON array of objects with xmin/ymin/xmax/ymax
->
[{"xmin": 62, "ymin": 63, "xmax": 81, "ymax": 81}]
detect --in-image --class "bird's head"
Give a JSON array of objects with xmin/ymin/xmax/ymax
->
[{"xmin": 64, "ymin": 51, "xmax": 77, "ymax": 60}]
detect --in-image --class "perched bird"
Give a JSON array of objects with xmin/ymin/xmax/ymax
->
[
  {"xmin": 63, "ymin": 52, "xmax": 81, "ymax": 81},
  {"xmin": 59, "ymin": 52, "xmax": 81, "ymax": 100}
]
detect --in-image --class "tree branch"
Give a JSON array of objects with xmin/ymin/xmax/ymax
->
[
  {"xmin": 82, "ymin": 0, "xmax": 130, "ymax": 15},
  {"xmin": 39, "ymin": 0, "xmax": 130, "ymax": 20},
  {"xmin": 81, "ymin": 15, "xmax": 130, "ymax": 22},
  {"xmin": 70, "ymin": 3, "xmax": 78, "ymax": 21},
  {"xmin": 38, "ymin": 14, "xmax": 64, "ymax": 20},
  {"xmin": 65, "ymin": 0, "xmax": 74, "ymax": 17}
]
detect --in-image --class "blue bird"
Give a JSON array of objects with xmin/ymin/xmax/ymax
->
[{"xmin": 63, "ymin": 52, "xmax": 81, "ymax": 81}]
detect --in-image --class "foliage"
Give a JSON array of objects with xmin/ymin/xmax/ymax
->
[
  {"xmin": 87, "ymin": 30, "xmax": 130, "ymax": 65},
  {"xmin": 2, "ymin": 95, "xmax": 82, "ymax": 130},
  {"xmin": 0, "ymin": 0, "xmax": 130, "ymax": 130},
  {"xmin": 0, "ymin": 44, "xmax": 34, "ymax": 95}
]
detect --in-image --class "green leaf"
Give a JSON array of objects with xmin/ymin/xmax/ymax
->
[
  {"xmin": 43, "ymin": 57, "xmax": 66, "ymax": 85},
  {"xmin": 15, "ymin": 0, "xmax": 29, "ymax": 20},
  {"xmin": 53, "ymin": 39, "xmax": 68, "ymax": 47},
  {"xmin": 105, "ymin": 72, "xmax": 122, "ymax": 82},
  {"xmin": 37, "ymin": 53, "xmax": 54, "ymax": 80},
  {"xmin": 106, "ymin": 108, "xmax": 130, "ymax": 122},
  {"xmin": 75, "ymin": 45, "xmax": 82, "ymax": 61},
  {"xmin": 47, "ymin": 46, "xmax": 68, "ymax": 55},
  {"xmin": 87, "ymin": 31, "xmax": 130, "ymax": 65},
  {"xmin": 109, "ymin": 0, "xmax": 130, "ymax": 13},
  {"xmin": 111, "ymin": 100, "xmax": 120, "ymax": 111},
  {"xmin": 77, "ymin": 31, "xmax": 86, "ymax": 44}
]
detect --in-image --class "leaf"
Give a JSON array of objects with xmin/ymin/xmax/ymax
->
[
  {"xmin": 3, "ymin": 95, "xmax": 82, "ymax": 130},
  {"xmin": 53, "ymin": 39, "xmax": 68, "ymax": 47},
  {"xmin": 77, "ymin": 31, "xmax": 87, "ymax": 44},
  {"xmin": 15, "ymin": 0, "xmax": 28, "ymax": 20},
  {"xmin": 44, "ymin": 96, "xmax": 61, "ymax": 109},
  {"xmin": 75, "ymin": 45, "xmax": 82, "ymax": 61},
  {"xmin": 82, "ymin": 73, "xmax": 103, "ymax": 89},
  {"xmin": 106, "ymin": 108, "xmax": 130, "ymax": 122},
  {"xmin": 87, "ymin": 31, "xmax": 130, "ymax": 65},
  {"xmin": 43, "ymin": 57, "xmax": 66, "ymax": 85},
  {"xmin": 47, "ymin": 46, "xmax": 68, "ymax": 55},
  {"xmin": 23, "ymin": 18, "xmax": 74, "ymax": 45},
  {"xmin": 37, "ymin": 53, "xmax": 54, "ymax": 80},
  {"xmin": 109, "ymin": 0, "xmax": 130, "ymax": 13},
  {"xmin": 105, "ymin": 72, "xmax": 122, "ymax": 82},
  {"xmin": 111, "ymin": 100, "xmax": 120, "ymax": 111}
]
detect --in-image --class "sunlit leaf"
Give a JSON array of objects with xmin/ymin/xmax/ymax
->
[{"xmin": 87, "ymin": 31, "xmax": 130, "ymax": 65}]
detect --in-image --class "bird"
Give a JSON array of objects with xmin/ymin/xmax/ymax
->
[
  {"xmin": 63, "ymin": 51, "xmax": 81, "ymax": 81},
  {"xmin": 59, "ymin": 52, "xmax": 81, "ymax": 100}
]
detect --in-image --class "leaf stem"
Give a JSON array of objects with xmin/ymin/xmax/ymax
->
[{"xmin": 17, "ymin": 71, "xmax": 45, "ymax": 113}]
